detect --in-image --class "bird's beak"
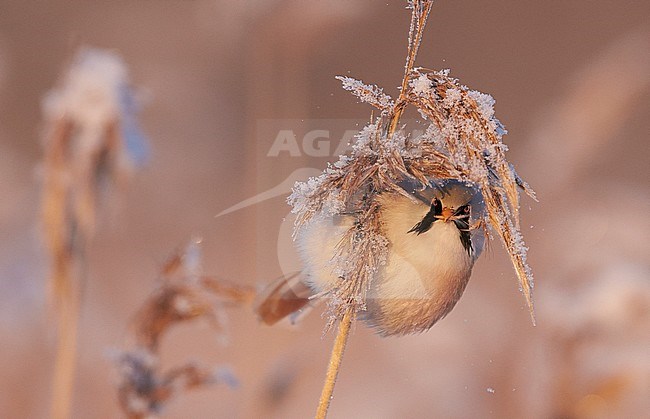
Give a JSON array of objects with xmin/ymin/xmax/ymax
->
[{"xmin": 441, "ymin": 207, "xmax": 454, "ymax": 222}]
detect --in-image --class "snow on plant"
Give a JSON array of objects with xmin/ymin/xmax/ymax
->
[
  {"xmin": 289, "ymin": 1, "xmax": 537, "ymax": 328},
  {"xmin": 284, "ymin": 3, "xmax": 538, "ymax": 416}
]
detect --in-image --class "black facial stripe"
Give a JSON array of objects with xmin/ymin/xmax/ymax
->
[
  {"xmin": 408, "ymin": 198, "xmax": 442, "ymax": 235},
  {"xmin": 452, "ymin": 203, "xmax": 472, "ymax": 255},
  {"xmin": 408, "ymin": 208, "xmax": 437, "ymax": 235},
  {"xmin": 453, "ymin": 219, "xmax": 473, "ymax": 255}
]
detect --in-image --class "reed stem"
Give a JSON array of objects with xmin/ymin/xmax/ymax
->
[
  {"xmin": 50, "ymin": 259, "xmax": 81, "ymax": 419},
  {"xmin": 315, "ymin": 309, "xmax": 354, "ymax": 419}
]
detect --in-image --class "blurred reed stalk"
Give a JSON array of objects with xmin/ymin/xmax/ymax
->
[
  {"xmin": 114, "ymin": 240, "xmax": 254, "ymax": 418},
  {"xmin": 40, "ymin": 48, "xmax": 146, "ymax": 419},
  {"xmin": 41, "ymin": 115, "xmax": 83, "ymax": 419}
]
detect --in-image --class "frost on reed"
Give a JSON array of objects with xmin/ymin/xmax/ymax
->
[
  {"xmin": 41, "ymin": 47, "xmax": 148, "ymax": 313},
  {"xmin": 41, "ymin": 47, "xmax": 147, "ymax": 272},
  {"xmin": 288, "ymin": 0, "xmax": 536, "ymax": 328},
  {"xmin": 40, "ymin": 47, "xmax": 148, "ymax": 419},
  {"xmin": 113, "ymin": 240, "xmax": 254, "ymax": 418}
]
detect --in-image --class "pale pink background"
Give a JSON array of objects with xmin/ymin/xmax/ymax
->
[{"xmin": 0, "ymin": 1, "xmax": 648, "ymax": 418}]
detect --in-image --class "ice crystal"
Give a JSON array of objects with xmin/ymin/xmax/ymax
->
[
  {"xmin": 288, "ymin": 0, "xmax": 535, "ymax": 324},
  {"xmin": 336, "ymin": 76, "xmax": 395, "ymax": 111},
  {"xmin": 410, "ymin": 73, "xmax": 433, "ymax": 96}
]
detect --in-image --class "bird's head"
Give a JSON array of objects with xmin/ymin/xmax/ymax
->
[{"xmin": 401, "ymin": 179, "xmax": 484, "ymax": 238}]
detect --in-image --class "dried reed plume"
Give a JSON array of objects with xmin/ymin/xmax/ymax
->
[
  {"xmin": 113, "ymin": 240, "xmax": 254, "ymax": 418},
  {"xmin": 286, "ymin": 1, "xmax": 536, "ymax": 416},
  {"xmin": 291, "ymin": 4, "xmax": 536, "ymax": 326},
  {"xmin": 40, "ymin": 47, "xmax": 147, "ymax": 419}
]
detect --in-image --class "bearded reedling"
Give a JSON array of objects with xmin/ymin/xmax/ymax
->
[{"xmin": 258, "ymin": 179, "xmax": 486, "ymax": 336}]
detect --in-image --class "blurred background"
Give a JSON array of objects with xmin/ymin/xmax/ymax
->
[{"xmin": 1, "ymin": 1, "xmax": 649, "ymax": 418}]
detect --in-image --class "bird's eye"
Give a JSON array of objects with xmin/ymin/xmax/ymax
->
[{"xmin": 462, "ymin": 205, "xmax": 470, "ymax": 214}]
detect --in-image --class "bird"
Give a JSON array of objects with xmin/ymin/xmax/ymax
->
[{"xmin": 255, "ymin": 178, "xmax": 486, "ymax": 336}]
